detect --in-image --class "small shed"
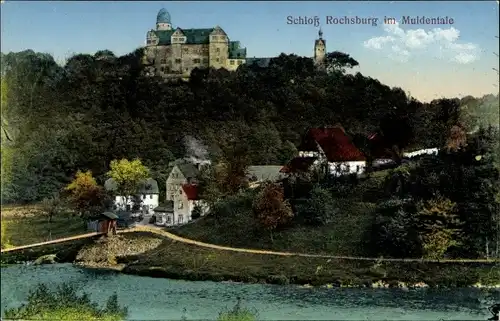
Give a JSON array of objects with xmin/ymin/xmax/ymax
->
[{"xmin": 98, "ymin": 212, "xmax": 119, "ymax": 235}]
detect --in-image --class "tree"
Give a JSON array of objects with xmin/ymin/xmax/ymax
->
[
  {"xmin": 416, "ymin": 197, "xmax": 462, "ymax": 260},
  {"xmin": 445, "ymin": 125, "xmax": 467, "ymax": 152},
  {"xmin": 106, "ymin": 159, "xmax": 149, "ymax": 206},
  {"xmin": 252, "ymin": 182, "xmax": 293, "ymax": 242},
  {"xmin": 325, "ymin": 51, "xmax": 359, "ymax": 74},
  {"xmin": 296, "ymin": 186, "xmax": 337, "ymax": 226},
  {"xmin": 65, "ymin": 170, "xmax": 110, "ymax": 218},
  {"xmin": 198, "ymin": 138, "xmax": 250, "ymax": 203},
  {"xmin": 39, "ymin": 193, "xmax": 64, "ymax": 240}
]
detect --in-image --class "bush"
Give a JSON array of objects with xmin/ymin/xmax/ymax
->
[
  {"xmin": 191, "ymin": 205, "xmax": 202, "ymax": 220},
  {"xmin": 4, "ymin": 283, "xmax": 128, "ymax": 321},
  {"xmin": 217, "ymin": 298, "xmax": 259, "ymax": 321},
  {"xmin": 295, "ymin": 185, "xmax": 337, "ymax": 226}
]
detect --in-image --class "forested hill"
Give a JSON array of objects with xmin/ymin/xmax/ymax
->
[{"xmin": 1, "ymin": 49, "xmax": 498, "ymax": 203}]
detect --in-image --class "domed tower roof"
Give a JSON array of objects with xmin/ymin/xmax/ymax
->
[{"xmin": 156, "ymin": 8, "xmax": 171, "ymax": 24}]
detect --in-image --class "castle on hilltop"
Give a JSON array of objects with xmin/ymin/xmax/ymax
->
[{"xmin": 143, "ymin": 8, "xmax": 327, "ymax": 79}]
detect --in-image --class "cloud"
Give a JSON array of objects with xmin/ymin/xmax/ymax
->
[{"xmin": 363, "ymin": 22, "xmax": 480, "ymax": 64}]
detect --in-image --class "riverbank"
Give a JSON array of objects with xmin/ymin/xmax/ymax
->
[
  {"xmin": 3, "ymin": 264, "xmax": 495, "ymax": 321},
  {"xmin": 73, "ymin": 232, "xmax": 500, "ymax": 289}
]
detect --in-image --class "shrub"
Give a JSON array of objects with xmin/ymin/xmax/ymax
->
[
  {"xmin": 191, "ymin": 205, "xmax": 202, "ymax": 219},
  {"xmin": 217, "ymin": 298, "xmax": 259, "ymax": 321},
  {"xmin": 4, "ymin": 283, "xmax": 128, "ymax": 321},
  {"xmin": 295, "ymin": 185, "xmax": 337, "ymax": 226}
]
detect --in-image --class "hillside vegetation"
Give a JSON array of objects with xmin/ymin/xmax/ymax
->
[{"xmin": 1, "ymin": 49, "xmax": 499, "ymax": 262}]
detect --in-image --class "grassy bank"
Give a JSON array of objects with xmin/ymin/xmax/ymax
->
[
  {"xmin": 78, "ymin": 232, "xmax": 500, "ymax": 288},
  {"xmin": 1, "ymin": 204, "xmax": 86, "ymax": 248},
  {"xmin": 172, "ymin": 171, "xmax": 388, "ymax": 257},
  {"xmin": 172, "ymin": 200, "xmax": 377, "ymax": 256}
]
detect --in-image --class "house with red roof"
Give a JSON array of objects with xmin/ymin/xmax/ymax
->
[
  {"xmin": 172, "ymin": 183, "xmax": 210, "ymax": 225},
  {"xmin": 280, "ymin": 126, "xmax": 368, "ymax": 177}
]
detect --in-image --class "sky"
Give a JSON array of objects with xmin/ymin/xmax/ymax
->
[{"xmin": 1, "ymin": 1, "xmax": 499, "ymax": 102}]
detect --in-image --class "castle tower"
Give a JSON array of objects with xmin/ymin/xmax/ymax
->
[
  {"xmin": 314, "ymin": 28, "xmax": 326, "ymax": 68},
  {"xmin": 156, "ymin": 8, "xmax": 172, "ymax": 31},
  {"xmin": 209, "ymin": 26, "xmax": 229, "ymax": 69}
]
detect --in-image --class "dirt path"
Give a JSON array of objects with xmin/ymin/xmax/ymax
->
[
  {"xmin": 126, "ymin": 226, "xmax": 500, "ymax": 264},
  {"xmin": 0, "ymin": 232, "xmax": 104, "ymax": 253},
  {"xmin": 2, "ymin": 225, "xmax": 499, "ymax": 264}
]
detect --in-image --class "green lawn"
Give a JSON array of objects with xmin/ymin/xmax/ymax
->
[{"xmin": 1, "ymin": 205, "xmax": 86, "ymax": 247}]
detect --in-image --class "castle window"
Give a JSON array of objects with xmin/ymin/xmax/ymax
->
[
  {"xmin": 160, "ymin": 59, "xmax": 166, "ymax": 64},
  {"xmin": 183, "ymin": 48, "xmax": 189, "ymax": 53},
  {"xmin": 160, "ymin": 67, "xmax": 164, "ymax": 72},
  {"xmin": 230, "ymin": 60, "xmax": 235, "ymax": 65},
  {"xmin": 193, "ymin": 58, "xmax": 201, "ymax": 64},
  {"xmin": 237, "ymin": 60, "xmax": 242, "ymax": 65},
  {"xmin": 216, "ymin": 58, "xmax": 219, "ymax": 62},
  {"xmin": 175, "ymin": 59, "xmax": 181, "ymax": 64},
  {"xmin": 203, "ymin": 58, "xmax": 209, "ymax": 63},
  {"xmin": 216, "ymin": 48, "xmax": 220, "ymax": 53}
]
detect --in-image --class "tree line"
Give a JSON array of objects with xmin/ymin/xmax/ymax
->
[
  {"xmin": 1, "ymin": 48, "xmax": 499, "ymax": 260},
  {"xmin": 1, "ymin": 48, "xmax": 497, "ymax": 204}
]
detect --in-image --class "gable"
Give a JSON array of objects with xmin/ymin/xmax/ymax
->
[
  {"xmin": 156, "ymin": 28, "xmax": 214, "ymax": 45},
  {"xmin": 167, "ymin": 166, "xmax": 186, "ymax": 181},
  {"xmin": 172, "ymin": 29, "xmax": 185, "ymax": 36}
]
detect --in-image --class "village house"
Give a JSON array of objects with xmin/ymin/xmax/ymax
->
[
  {"xmin": 173, "ymin": 183, "xmax": 210, "ymax": 225},
  {"xmin": 165, "ymin": 158, "xmax": 210, "ymax": 201},
  {"xmin": 281, "ymin": 127, "xmax": 367, "ymax": 177},
  {"xmin": 104, "ymin": 178, "xmax": 160, "ymax": 214},
  {"xmin": 158, "ymin": 158, "xmax": 211, "ymax": 226},
  {"xmin": 153, "ymin": 201, "xmax": 174, "ymax": 226}
]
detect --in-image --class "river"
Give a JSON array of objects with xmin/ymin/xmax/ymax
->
[{"xmin": 1, "ymin": 264, "xmax": 499, "ymax": 320}]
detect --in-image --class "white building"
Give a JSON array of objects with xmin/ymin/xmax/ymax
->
[
  {"xmin": 104, "ymin": 178, "xmax": 160, "ymax": 214},
  {"xmin": 281, "ymin": 127, "xmax": 367, "ymax": 177}
]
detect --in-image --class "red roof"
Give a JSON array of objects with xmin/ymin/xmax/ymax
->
[
  {"xmin": 280, "ymin": 157, "xmax": 317, "ymax": 173},
  {"xmin": 181, "ymin": 184, "xmax": 199, "ymax": 200},
  {"xmin": 301, "ymin": 128, "xmax": 366, "ymax": 162}
]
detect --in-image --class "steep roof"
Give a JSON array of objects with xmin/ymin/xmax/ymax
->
[
  {"xmin": 176, "ymin": 162, "xmax": 199, "ymax": 179},
  {"xmin": 299, "ymin": 128, "xmax": 366, "ymax": 162},
  {"xmin": 154, "ymin": 201, "xmax": 174, "ymax": 213},
  {"xmin": 104, "ymin": 178, "xmax": 159, "ymax": 195},
  {"xmin": 181, "ymin": 184, "xmax": 199, "ymax": 200},
  {"xmin": 280, "ymin": 157, "xmax": 317, "ymax": 173},
  {"xmin": 155, "ymin": 28, "xmax": 214, "ymax": 45},
  {"xmin": 228, "ymin": 41, "xmax": 247, "ymax": 59},
  {"xmin": 247, "ymin": 166, "xmax": 285, "ymax": 182}
]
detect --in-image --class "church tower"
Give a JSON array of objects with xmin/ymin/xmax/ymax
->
[{"xmin": 314, "ymin": 28, "xmax": 326, "ymax": 68}]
